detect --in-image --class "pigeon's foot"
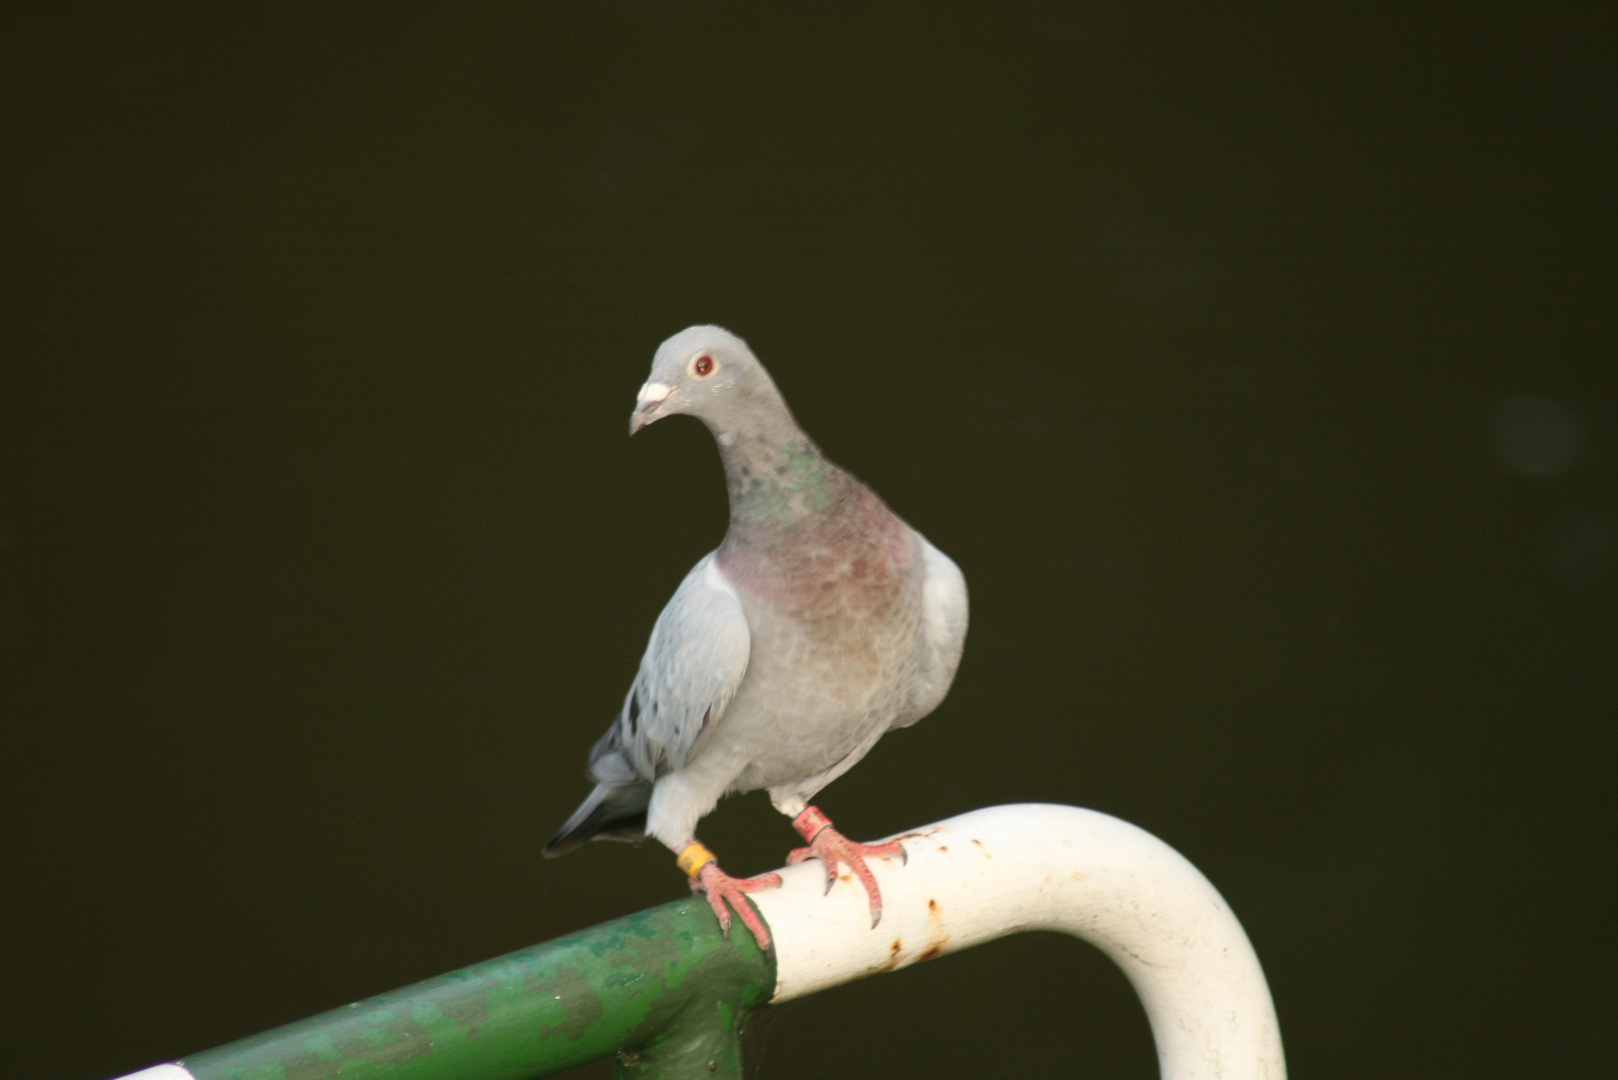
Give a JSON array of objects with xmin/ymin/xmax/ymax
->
[
  {"xmin": 678, "ymin": 841, "xmax": 782, "ymax": 950},
  {"xmin": 787, "ymin": 805, "xmax": 906, "ymax": 928}
]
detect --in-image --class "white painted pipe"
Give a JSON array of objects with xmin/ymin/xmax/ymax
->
[{"xmin": 753, "ymin": 803, "xmax": 1286, "ymax": 1080}]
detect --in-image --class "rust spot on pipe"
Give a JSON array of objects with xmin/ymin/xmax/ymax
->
[
  {"xmin": 918, "ymin": 898, "xmax": 948, "ymax": 960},
  {"xmin": 878, "ymin": 938, "xmax": 904, "ymax": 972}
]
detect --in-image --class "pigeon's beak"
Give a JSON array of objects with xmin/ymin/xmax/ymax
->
[{"xmin": 630, "ymin": 381, "xmax": 674, "ymax": 435}]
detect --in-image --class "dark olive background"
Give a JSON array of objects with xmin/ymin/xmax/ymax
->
[{"xmin": 3, "ymin": 5, "xmax": 1613, "ymax": 1078}]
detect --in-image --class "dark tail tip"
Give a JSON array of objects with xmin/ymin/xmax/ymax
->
[{"xmin": 544, "ymin": 784, "xmax": 651, "ymax": 857}]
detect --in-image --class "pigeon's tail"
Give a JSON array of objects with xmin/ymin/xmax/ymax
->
[{"xmin": 543, "ymin": 779, "xmax": 653, "ymax": 857}]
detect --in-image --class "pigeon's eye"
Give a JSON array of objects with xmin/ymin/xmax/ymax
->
[{"xmin": 691, "ymin": 354, "xmax": 716, "ymax": 378}]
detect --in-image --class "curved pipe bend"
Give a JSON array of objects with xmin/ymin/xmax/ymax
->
[{"xmin": 753, "ymin": 803, "xmax": 1286, "ymax": 1080}]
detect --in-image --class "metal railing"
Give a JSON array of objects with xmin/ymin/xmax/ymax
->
[{"xmin": 112, "ymin": 804, "xmax": 1286, "ymax": 1080}]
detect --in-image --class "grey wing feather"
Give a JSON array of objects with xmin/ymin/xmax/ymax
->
[
  {"xmin": 895, "ymin": 532, "xmax": 968, "ymax": 728},
  {"xmin": 594, "ymin": 552, "xmax": 752, "ymax": 781}
]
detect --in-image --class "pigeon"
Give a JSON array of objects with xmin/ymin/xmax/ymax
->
[{"xmin": 544, "ymin": 325, "xmax": 968, "ymax": 950}]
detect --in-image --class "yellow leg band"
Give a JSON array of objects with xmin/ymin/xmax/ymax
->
[{"xmin": 676, "ymin": 842, "xmax": 717, "ymax": 879}]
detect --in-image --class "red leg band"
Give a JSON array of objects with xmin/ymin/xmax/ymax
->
[{"xmin": 792, "ymin": 805, "xmax": 832, "ymax": 843}]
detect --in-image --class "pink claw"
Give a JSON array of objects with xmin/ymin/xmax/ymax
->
[
  {"xmin": 787, "ymin": 807, "xmax": 906, "ymax": 928},
  {"xmin": 691, "ymin": 862, "xmax": 783, "ymax": 950}
]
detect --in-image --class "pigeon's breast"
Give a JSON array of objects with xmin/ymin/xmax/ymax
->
[
  {"xmin": 715, "ymin": 491, "xmax": 925, "ymax": 785},
  {"xmin": 717, "ymin": 486, "xmax": 915, "ymax": 623}
]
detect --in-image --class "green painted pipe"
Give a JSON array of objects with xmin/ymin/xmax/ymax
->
[{"xmin": 176, "ymin": 897, "xmax": 774, "ymax": 1080}]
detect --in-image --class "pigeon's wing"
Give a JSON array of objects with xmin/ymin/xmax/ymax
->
[
  {"xmin": 599, "ymin": 552, "xmax": 752, "ymax": 780},
  {"xmin": 894, "ymin": 531, "xmax": 968, "ymax": 728}
]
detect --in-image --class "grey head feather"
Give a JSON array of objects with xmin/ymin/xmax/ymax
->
[{"xmin": 631, "ymin": 325, "xmax": 805, "ymax": 449}]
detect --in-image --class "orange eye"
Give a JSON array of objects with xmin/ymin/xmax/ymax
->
[{"xmin": 692, "ymin": 354, "xmax": 715, "ymax": 377}]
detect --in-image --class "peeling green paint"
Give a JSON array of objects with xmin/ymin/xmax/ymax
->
[{"xmin": 178, "ymin": 898, "xmax": 774, "ymax": 1080}]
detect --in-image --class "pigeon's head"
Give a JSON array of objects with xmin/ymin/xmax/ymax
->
[{"xmin": 631, "ymin": 325, "xmax": 782, "ymax": 436}]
